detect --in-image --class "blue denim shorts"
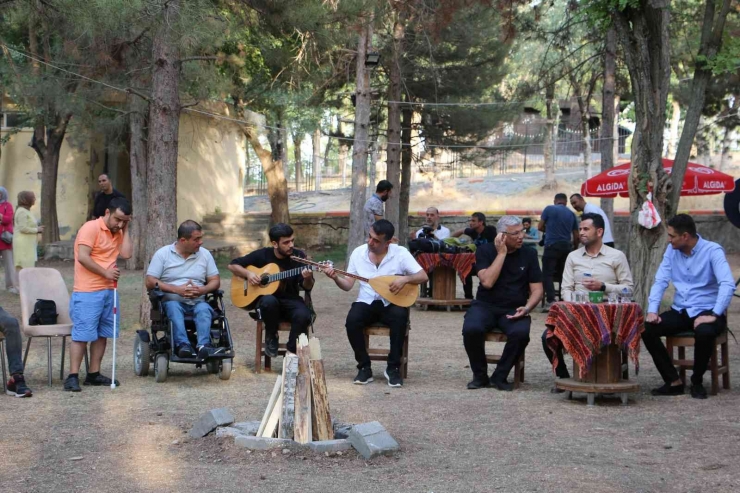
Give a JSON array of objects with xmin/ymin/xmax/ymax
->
[{"xmin": 70, "ymin": 290, "xmax": 120, "ymax": 342}]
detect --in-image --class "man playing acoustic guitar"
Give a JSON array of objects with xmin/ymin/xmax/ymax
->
[
  {"xmin": 228, "ymin": 223, "xmax": 314, "ymax": 356},
  {"xmin": 322, "ymin": 220, "xmax": 427, "ymax": 388}
]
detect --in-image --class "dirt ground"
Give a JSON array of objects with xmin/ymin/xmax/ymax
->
[{"xmin": 1, "ymin": 258, "xmax": 740, "ymax": 493}]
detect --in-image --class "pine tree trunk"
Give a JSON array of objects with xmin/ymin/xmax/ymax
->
[
  {"xmin": 347, "ymin": 19, "xmax": 373, "ymax": 261},
  {"xmin": 141, "ymin": 0, "xmax": 181, "ymax": 328},
  {"xmin": 576, "ymin": 94, "xmax": 592, "ymax": 179},
  {"xmin": 719, "ymin": 125, "xmax": 732, "ymax": 172},
  {"xmin": 245, "ymin": 128, "xmax": 290, "ymax": 225},
  {"xmin": 39, "ymin": 132, "xmax": 63, "ymax": 244},
  {"xmin": 398, "ymin": 107, "xmax": 413, "ymax": 247},
  {"xmin": 313, "ymin": 128, "xmax": 322, "ymax": 191},
  {"xmin": 125, "ymin": 94, "xmax": 148, "ymax": 270},
  {"xmin": 542, "ymin": 83, "xmax": 557, "ymax": 190},
  {"xmin": 384, "ymin": 13, "xmax": 405, "ymax": 233},
  {"xmin": 667, "ymin": 101, "xmax": 681, "ymax": 158},
  {"xmin": 293, "ymin": 132, "xmax": 303, "ymax": 192},
  {"xmin": 600, "ymin": 27, "xmax": 617, "ymax": 227}
]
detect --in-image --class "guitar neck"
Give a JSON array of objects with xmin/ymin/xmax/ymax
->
[
  {"xmin": 265, "ymin": 266, "xmax": 308, "ymax": 284},
  {"xmin": 290, "ymin": 256, "xmax": 369, "ymax": 283}
]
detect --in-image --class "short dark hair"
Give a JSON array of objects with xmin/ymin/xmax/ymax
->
[
  {"xmin": 522, "ymin": 217, "xmax": 532, "ymax": 224},
  {"xmin": 371, "ymin": 219, "xmax": 395, "ymax": 240},
  {"xmin": 570, "ymin": 193, "xmax": 584, "ymax": 200},
  {"xmin": 177, "ymin": 220, "xmax": 202, "ymax": 239},
  {"xmin": 269, "ymin": 223, "xmax": 294, "ymax": 242},
  {"xmin": 580, "ymin": 212, "xmax": 605, "ymax": 230},
  {"xmin": 554, "ymin": 193, "xmax": 568, "ymax": 203},
  {"xmin": 471, "ymin": 212, "xmax": 486, "ymax": 224},
  {"xmin": 107, "ymin": 197, "xmax": 132, "ymax": 215},
  {"xmin": 667, "ymin": 214, "xmax": 697, "ymax": 237},
  {"xmin": 376, "ymin": 180, "xmax": 393, "ymax": 193}
]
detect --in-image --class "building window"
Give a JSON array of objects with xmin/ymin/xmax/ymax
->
[{"xmin": 1, "ymin": 112, "xmax": 30, "ymax": 129}]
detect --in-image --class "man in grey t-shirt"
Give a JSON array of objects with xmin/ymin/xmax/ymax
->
[
  {"xmin": 363, "ymin": 180, "xmax": 393, "ymax": 239},
  {"xmin": 145, "ymin": 220, "xmax": 221, "ymax": 359}
]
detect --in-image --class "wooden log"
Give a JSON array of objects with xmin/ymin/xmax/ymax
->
[
  {"xmin": 261, "ymin": 392, "xmax": 282, "ymax": 438},
  {"xmin": 257, "ymin": 375, "xmax": 283, "ymax": 437},
  {"xmin": 309, "ymin": 337, "xmax": 333, "ymax": 441},
  {"xmin": 278, "ymin": 354, "xmax": 298, "ymax": 439},
  {"xmin": 294, "ymin": 334, "xmax": 312, "ymax": 444}
]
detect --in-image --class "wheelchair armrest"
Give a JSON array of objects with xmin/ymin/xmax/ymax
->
[{"xmin": 148, "ymin": 289, "xmax": 165, "ymax": 303}]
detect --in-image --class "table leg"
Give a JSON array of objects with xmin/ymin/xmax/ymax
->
[
  {"xmin": 620, "ymin": 393, "xmax": 628, "ymax": 406},
  {"xmin": 566, "ymin": 391, "xmax": 572, "ymax": 400},
  {"xmin": 586, "ymin": 393, "xmax": 595, "ymax": 407}
]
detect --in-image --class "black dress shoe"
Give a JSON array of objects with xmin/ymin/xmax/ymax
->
[
  {"xmin": 490, "ymin": 377, "xmax": 514, "ymax": 391},
  {"xmin": 650, "ymin": 383, "xmax": 684, "ymax": 396},
  {"xmin": 177, "ymin": 343, "xmax": 196, "ymax": 358},
  {"xmin": 690, "ymin": 383, "xmax": 708, "ymax": 399},
  {"xmin": 467, "ymin": 377, "xmax": 490, "ymax": 390},
  {"xmin": 264, "ymin": 334, "xmax": 279, "ymax": 358}
]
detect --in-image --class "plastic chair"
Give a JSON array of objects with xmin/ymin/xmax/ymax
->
[{"xmin": 19, "ymin": 268, "xmax": 87, "ymax": 386}]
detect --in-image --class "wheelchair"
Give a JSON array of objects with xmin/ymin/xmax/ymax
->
[{"xmin": 133, "ymin": 289, "xmax": 235, "ymax": 382}]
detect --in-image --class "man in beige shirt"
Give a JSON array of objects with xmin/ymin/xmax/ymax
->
[{"xmin": 541, "ymin": 212, "xmax": 633, "ymax": 384}]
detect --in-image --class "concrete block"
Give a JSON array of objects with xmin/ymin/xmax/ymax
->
[
  {"xmin": 215, "ymin": 427, "xmax": 245, "ymax": 438},
  {"xmin": 234, "ymin": 436, "xmax": 294, "ymax": 451},
  {"xmin": 348, "ymin": 421, "xmax": 399, "ymax": 459},
  {"xmin": 307, "ymin": 439, "xmax": 353, "ymax": 454},
  {"xmin": 189, "ymin": 408, "xmax": 235, "ymax": 438},
  {"xmin": 232, "ymin": 421, "xmax": 261, "ymax": 436},
  {"xmin": 334, "ymin": 424, "xmax": 353, "ymax": 440}
]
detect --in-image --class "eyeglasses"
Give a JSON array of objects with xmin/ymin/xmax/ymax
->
[{"xmin": 501, "ymin": 229, "xmax": 525, "ymax": 237}]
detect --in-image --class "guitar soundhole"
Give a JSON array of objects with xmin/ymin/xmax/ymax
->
[{"xmin": 259, "ymin": 275, "xmax": 270, "ymax": 286}]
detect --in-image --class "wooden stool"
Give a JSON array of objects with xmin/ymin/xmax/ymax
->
[
  {"xmin": 665, "ymin": 331, "xmax": 730, "ymax": 395},
  {"xmin": 254, "ymin": 320, "xmax": 293, "ymax": 373},
  {"xmin": 363, "ymin": 322, "xmax": 410, "ymax": 378},
  {"xmin": 484, "ymin": 331, "xmax": 525, "ymax": 388}
]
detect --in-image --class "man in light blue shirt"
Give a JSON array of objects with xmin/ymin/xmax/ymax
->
[{"xmin": 643, "ymin": 214, "xmax": 735, "ymax": 399}]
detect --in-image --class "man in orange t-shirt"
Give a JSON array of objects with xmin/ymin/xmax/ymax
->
[{"xmin": 64, "ymin": 197, "xmax": 133, "ymax": 392}]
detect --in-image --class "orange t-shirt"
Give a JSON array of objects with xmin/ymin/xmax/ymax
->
[{"xmin": 73, "ymin": 218, "xmax": 124, "ymax": 292}]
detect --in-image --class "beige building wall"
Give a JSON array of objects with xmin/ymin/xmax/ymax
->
[
  {"xmin": 0, "ymin": 129, "xmax": 91, "ymax": 240},
  {"xmin": 2, "ymin": 108, "xmax": 245, "ymax": 241},
  {"xmin": 177, "ymin": 111, "xmax": 245, "ymax": 224}
]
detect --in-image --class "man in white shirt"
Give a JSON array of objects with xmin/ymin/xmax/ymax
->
[
  {"xmin": 323, "ymin": 219, "xmax": 428, "ymax": 388},
  {"xmin": 410, "ymin": 207, "xmax": 451, "ymax": 240},
  {"xmin": 570, "ymin": 193, "xmax": 615, "ymax": 247}
]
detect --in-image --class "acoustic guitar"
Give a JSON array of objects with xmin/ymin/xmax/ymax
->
[
  {"xmin": 230, "ymin": 262, "xmax": 326, "ymax": 309},
  {"xmin": 290, "ymin": 256, "xmax": 419, "ymax": 308}
]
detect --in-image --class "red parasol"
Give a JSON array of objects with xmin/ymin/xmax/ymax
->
[{"xmin": 580, "ymin": 158, "xmax": 736, "ymax": 198}]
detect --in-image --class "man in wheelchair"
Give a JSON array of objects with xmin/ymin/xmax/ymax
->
[{"xmin": 145, "ymin": 220, "xmax": 223, "ymax": 360}]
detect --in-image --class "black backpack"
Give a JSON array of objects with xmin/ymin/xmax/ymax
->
[{"xmin": 29, "ymin": 299, "xmax": 58, "ymax": 325}]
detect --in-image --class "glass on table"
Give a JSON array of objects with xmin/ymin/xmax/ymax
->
[
  {"xmin": 607, "ymin": 292, "xmax": 619, "ymax": 304},
  {"xmin": 620, "ymin": 287, "xmax": 634, "ymax": 303},
  {"xmin": 574, "ymin": 290, "xmax": 588, "ymax": 304}
]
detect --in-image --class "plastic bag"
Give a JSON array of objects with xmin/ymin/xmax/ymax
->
[{"xmin": 638, "ymin": 192, "xmax": 661, "ymax": 229}]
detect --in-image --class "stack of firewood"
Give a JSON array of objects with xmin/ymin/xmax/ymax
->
[{"xmin": 256, "ymin": 334, "xmax": 333, "ymax": 443}]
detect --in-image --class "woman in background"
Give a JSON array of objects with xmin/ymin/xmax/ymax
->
[
  {"xmin": 0, "ymin": 187, "xmax": 19, "ymax": 294},
  {"xmin": 13, "ymin": 191, "xmax": 44, "ymax": 276}
]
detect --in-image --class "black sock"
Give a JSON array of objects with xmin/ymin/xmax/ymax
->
[
  {"xmin": 87, "ymin": 371, "xmax": 99, "ymax": 379},
  {"xmin": 68, "ymin": 373, "xmax": 78, "ymax": 379}
]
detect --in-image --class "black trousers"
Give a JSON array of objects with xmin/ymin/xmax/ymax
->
[
  {"xmin": 463, "ymin": 265, "xmax": 478, "ymax": 299},
  {"xmin": 542, "ymin": 241, "xmax": 572, "ymax": 302},
  {"xmin": 642, "ymin": 308, "xmax": 726, "ymax": 385},
  {"xmin": 257, "ymin": 295, "xmax": 311, "ymax": 353},
  {"xmin": 345, "ymin": 301, "xmax": 408, "ymax": 370},
  {"xmin": 541, "ymin": 329, "xmax": 570, "ymax": 378},
  {"xmin": 462, "ymin": 300, "xmax": 531, "ymax": 381}
]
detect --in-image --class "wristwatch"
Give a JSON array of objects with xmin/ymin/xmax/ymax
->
[{"xmin": 599, "ymin": 283, "xmax": 606, "ymax": 292}]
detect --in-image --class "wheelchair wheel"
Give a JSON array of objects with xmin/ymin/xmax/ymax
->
[
  {"xmin": 154, "ymin": 353, "xmax": 169, "ymax": 383},
  {"xmin": 133, "ymin": 336, "xmax": 150, "ymax": 377},
  {"xmin": 219, "ymin": 359, "xmax": 232, "ymax": 380},
  {"xmin": 206, "ymin": 360, "xmax": 219, "ymax": 374}
]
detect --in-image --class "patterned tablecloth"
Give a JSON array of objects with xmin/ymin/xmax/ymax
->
[
  {"xmin": 415, "ymin": 253, "xmax": 477, "ymax": 282},
  {"xmin": 545, "ymin": 302, "xmax": 644, "ymax": 379}
]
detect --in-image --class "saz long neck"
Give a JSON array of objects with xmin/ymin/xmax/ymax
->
[{"xmin": 290, "ymin": 256, "xmax": 369, "ymax": 282}]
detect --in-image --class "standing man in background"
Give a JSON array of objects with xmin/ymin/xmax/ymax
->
[
  {"xmin": 92, "ymin": 174, "xmax": 126, "ymax": 219},
  {"xmin": 363, "ymin": 180, "xmax": 393, "ymax": 239},
  {"xmin": 452, "ymin": 212, "xmax": 497, "ymax": 299},
  {"xmin": 569, "ymin": 193, "xmax": 615, "ymax": 248},
  {"xmin": 538, "ymin": 194, "xmax": 579, "ymax": 311}
]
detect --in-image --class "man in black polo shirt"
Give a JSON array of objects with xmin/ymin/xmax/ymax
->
[
  {"xmin": 462, "ymin": 215, "xmax": 543, "ymax": 391},
  {"xmin": 228, "ymin": 223, "xmax": 314, "ymax": 356},
  {"xmin": 92, "ymin": 174, "xmax": 126, "ymax": 219},
  {"xmin": 452, "ymin": 212, "xmax": 497, "ymax": 299},
  {"xmin": 538, "ymin": 193, "xmax": 579, "ymax": 311}
]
